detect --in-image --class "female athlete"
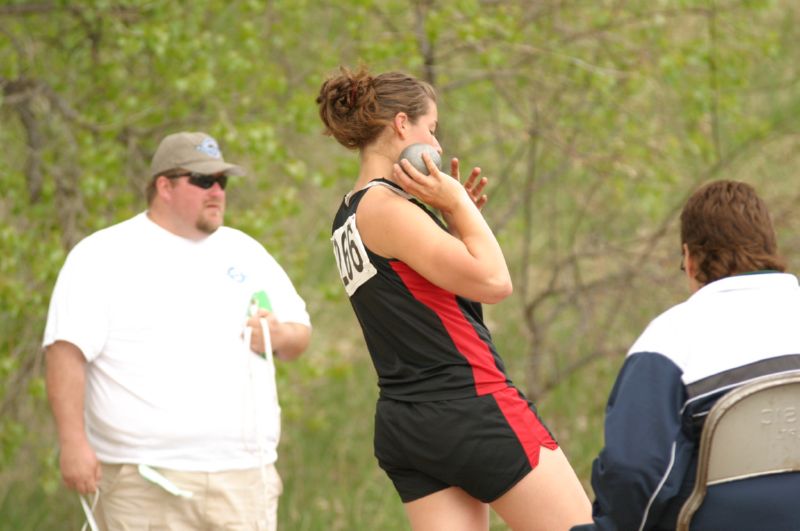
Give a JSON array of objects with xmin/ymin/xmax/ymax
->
[{"xmin": 317, "ymin": 66, "xmax": 591, "ymax": 531}]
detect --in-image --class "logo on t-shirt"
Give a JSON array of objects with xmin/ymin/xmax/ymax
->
[{"xmin": 227, "ymin": 266, "xmax": 246, "ymax": 283}]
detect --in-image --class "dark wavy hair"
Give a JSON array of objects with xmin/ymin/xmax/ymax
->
[
  {"xmin": 316, "ymin": 65, "xmax": 436, "ymax": 150},
  {"xmin": 680, "ymin": 180, "xmax": 785, "ymax": 284}
]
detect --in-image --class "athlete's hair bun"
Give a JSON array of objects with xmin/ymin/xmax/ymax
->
[{"xmin": 316, "ymin": 66, "xmax": 437, "ymax": 150}]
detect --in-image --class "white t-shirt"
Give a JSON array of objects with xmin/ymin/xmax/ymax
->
[{"xmin": 43, "ymin": 212, "xmax": 311, "ymax": 471}]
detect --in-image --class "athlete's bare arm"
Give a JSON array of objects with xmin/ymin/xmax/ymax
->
[{"xmin": 357, "ymin": 156, "xmax": 511, "ymax": 304}]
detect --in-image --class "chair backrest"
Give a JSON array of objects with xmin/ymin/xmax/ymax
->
[{"xmin": 676, "ymin": 371, "xmax": 800, "ymax": 531}]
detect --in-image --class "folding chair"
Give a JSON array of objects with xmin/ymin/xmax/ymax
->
[{"xmin": 676, "ymin": 371, "xmax": 800, "ymax": 531}]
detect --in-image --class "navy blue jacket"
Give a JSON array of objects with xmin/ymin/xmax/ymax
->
[{"xmin": 574, "ymin": 272, "xmax": 800, "ymax": 531}]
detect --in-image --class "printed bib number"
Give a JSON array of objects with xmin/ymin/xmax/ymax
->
[{"xmin": 331, "ymin": 214, "xmax": 377, "ymax": 297}]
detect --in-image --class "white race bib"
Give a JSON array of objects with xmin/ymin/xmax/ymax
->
[{"xmin": 331, "ymin": 214, "xmax": 377, "ymax": 297}]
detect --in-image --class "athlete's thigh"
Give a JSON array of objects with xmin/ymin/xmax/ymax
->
[
  {"xmin": 404, "ymin": 486, "xmax": 489, "ymax": 531},
  {"xmin": 490, "ymin": 447, "xmax": 591, "ymax": 531}
]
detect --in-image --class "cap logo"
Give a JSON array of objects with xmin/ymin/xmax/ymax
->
[{"xmin": 196, "ymin": 137, "xmax": 222, "ymax": 159}]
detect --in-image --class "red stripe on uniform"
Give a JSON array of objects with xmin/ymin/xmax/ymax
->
[
  {"xmin": 390, "ymin": 261, "xmax": 507, "ymax": 395},
  {"xmin": 494, "ymin": 387, "xmax": 558, "ymax": 466}
]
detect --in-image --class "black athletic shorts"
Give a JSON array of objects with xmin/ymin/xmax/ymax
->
[{"xmin": 374, "ymin": 386, "xmax": 558, "ymax": 503}]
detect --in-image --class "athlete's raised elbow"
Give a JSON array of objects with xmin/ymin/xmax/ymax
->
[{"xmin": 482, "ymin": 276, "xmax": 513, "ymax": 304}]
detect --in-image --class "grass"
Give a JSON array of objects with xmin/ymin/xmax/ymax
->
[{"xmin": 0, "ymin": 480, "xmax": 83, "ymax": 531}]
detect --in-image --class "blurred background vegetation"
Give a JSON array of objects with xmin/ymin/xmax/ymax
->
[{"xmin": 1, "ymin": 0, "xmax": 798, "ymax": 528}]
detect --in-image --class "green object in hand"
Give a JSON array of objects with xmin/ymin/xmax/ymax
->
[
  {"xmin": 250, "ymin": 290, "xmax": 272, "ymax": 315},
  {"xmin": 249, "ymin": 290, "xmax": 273, "ymax": 359}
]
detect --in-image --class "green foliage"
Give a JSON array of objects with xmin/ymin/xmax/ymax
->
[{"xmin": 1, "ymin": 0, "xmax": 798, "ymax": 528}]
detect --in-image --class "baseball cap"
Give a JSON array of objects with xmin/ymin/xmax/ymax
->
[{"xmin": 150, "ymin": 132, "xmax": 245, "ymax": 177}]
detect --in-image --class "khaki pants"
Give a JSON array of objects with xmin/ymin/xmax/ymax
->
[{"xmin": 92, "ymin": 463, "xmax": 282, "ymax": 530}]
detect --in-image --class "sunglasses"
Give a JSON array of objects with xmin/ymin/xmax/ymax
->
[{"xmin": 170, "ymin": 172, "xmax": 229, "ymax": 190}]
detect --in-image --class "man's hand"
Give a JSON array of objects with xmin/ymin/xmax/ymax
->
[
  {"xmin": 60, "ymin": 438, "xmax": 101, "ymax": 494},
  {"xmin": 246, "ymin": 309, "xmax": 310, "ymax": 361},
  {"xmin": 247, "ymin": 309, "xmax": 277, "ymax": 356}
]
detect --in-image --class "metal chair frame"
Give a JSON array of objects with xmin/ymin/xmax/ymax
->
[{"xmin": 676, "ymin": 371, "xmax": 800, "ymax": 530}]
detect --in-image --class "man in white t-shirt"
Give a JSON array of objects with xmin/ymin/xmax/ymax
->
[{"xmin": 43, "ymin": 131, "xmax": 312, "ymax": 530}]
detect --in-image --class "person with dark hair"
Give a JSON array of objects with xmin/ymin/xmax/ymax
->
[
  {"xmin": 574, "ymin": 179, "xmax": 800, "ymax": 530},
  {"xmin": 316, "ymin": 66, "xmax": 591, "ymax": 531},
  {"xmin": 44, "ymin": 131, "xmax": 311, "ymax": 530}
]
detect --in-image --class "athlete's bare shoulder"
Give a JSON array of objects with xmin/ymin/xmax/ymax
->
[
  {"xmin": 357, "ymin": 181, "xmax": 435, "ymax": 258},
  {"xmin": 358, "ymin": 181, "xmax": 417, "ymax": 221}
]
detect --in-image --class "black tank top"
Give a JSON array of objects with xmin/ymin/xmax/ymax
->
[{"xmin": 331, "ymin": 178, "xmax": 511, "ymax": 401}]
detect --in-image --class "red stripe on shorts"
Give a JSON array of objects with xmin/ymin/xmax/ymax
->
[
  {"xmin": 390, "ymin": 261, "xmax": 507, "ymax": 395},
  {"xmin": 494, "ymin": 387, "xmax": 559, "ymax": 467}
]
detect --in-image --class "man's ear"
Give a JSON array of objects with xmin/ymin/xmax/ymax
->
[
  {"xmin": 682, "ymin": 243, "xmax": 693, "ymax": 277},
  {"xmin": 683, "ymin": 243, "xmax": 705, "ymax": 292},
  {"xmin": 393, "ymin": 112, "xmax": 409, "ymax": 139},
  {"xmin": 155, "ymin": 175, "xmax": 174, "ymax": 200}
]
